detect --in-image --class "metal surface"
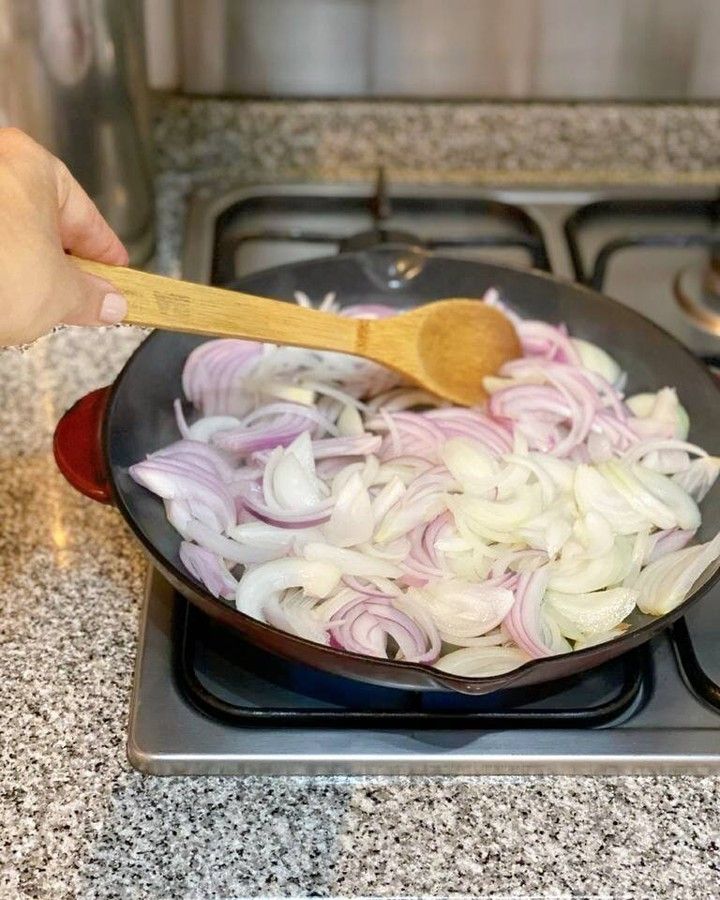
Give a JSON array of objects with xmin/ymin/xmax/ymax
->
[
  {"xmin": 0, "ymin": 0, "xmax": 155, "ymax": 264},
  {"xmin": 172, "ymin": 0, "xmax": 720, "ymax": 99},
  {"xmin": 128, "ymin": 569, "xmax": 720, "ymax": 775}
]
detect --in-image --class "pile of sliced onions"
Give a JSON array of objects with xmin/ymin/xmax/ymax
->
[{"xmin": 129, "ymin": 289, "xmax": 720, "ymax": 678}]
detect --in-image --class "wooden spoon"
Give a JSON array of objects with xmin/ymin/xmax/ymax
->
[{"xmin": 75, "ymin": 259, "xmax": 520, "ymax": 406}]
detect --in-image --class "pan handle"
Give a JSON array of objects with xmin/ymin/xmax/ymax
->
[{"xmin": 53, "ymin": 386, "xmax": 113, "ymax": 504}]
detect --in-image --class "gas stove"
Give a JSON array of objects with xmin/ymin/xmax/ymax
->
[{"xmin": 128, "ymin": 176, "xmax": 720, "ymax": 775}]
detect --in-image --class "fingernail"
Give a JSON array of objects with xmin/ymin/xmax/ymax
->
[{"xmin": 99, "ymin": 292, "xmax": 127, "ymax": 324}]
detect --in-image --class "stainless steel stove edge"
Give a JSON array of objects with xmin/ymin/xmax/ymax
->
[
  {"xmin": 126, "ymin": 569, "xmax": 720, "ymax": 776},
  {"xmin": 126, "ymin": 752, "xmax": 720, "ymax": 778}
]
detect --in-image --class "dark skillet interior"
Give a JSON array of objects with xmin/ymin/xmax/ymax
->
[{"xmin": 104, "ymin": 251, "xmax": 720, "ymax": 693}]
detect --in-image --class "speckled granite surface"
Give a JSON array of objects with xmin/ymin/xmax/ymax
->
[
  {"xmin": 154, "ymin": 97, "xmax": 720, "ymax": 183},
  {"xmin": 2, "ymin": 101, "xmax": 720, "ymax": 898}
]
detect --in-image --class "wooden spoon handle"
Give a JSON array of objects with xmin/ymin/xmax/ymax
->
[{"xmin": 74, "ymin": 258, "xmax": 361, "ymax": 353}]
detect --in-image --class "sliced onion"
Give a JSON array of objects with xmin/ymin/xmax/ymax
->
[
  {"xmin": 328, "ymin": 594, "xmax": 439, "ymax": 663},
  {"xmin": 337, "ymin": 403, "xmax": 365, "ymax": 436},
  {"xmin": 627, "ymin": 388, "xmax": 689, "ymax": 440},
  {"xmin": 182, "ymin": 339, "xmax": 263, "ymax": 415},
  {"xmin": 549, "ymin": 536, "xmax": 633, "ymax": 594},
  {"xmin": 228, "ymin": 520, "xmax": 323, "ymax": 550},
  {"xmin": 673, "ymin": 456, "xmax": 720, "ymax": 502},
  {"xmin": 129, "ymin": 457, "xmax": 235, "ymax": 532},
  {"xmin": 434, "ymin": 645, "xmax": 530, "ymax": 677},
  {"xmin": 440, "ymin": 438, "xmax": 499, "ymax": 495},
  {"xmin": 310, "ymin": 434, "xmax": 382, "ymax": 459},
  {"xmin": 323, "ymin": 472, "xmax": 374, "ymax": 547},
  {"xmin": 179, "ymin": 542, "xmax": 238, "ymax": 600},
  {"xmin": 150, "ymin": 439, "xmax": 237, "ymax": 483},
  {"xmin": 342, "ymin": 575, "xmax": 402, "ymax": 597},
  {"xmin": 570, "ymin": 337, "xmax": 621, "ymax": 385},
  {"xmin": 450, "ymin": 484, "xmax": 543, "ymax": 544},
  {"xmin": 303, "ymin": 542, "xmax": 401, "ymax": 579},
  {"xmin": 645, "ymin": 528, "xmax": 696, "ymax": 563},
  {"xmin": 236, "ymin": 558, "xmax": 341, "ymax": 622},
  {"xmin": 503, "ymin": 567, "xmax": 555, "ymax": 658},
  {"xmin": 375, "ymin": 490, "xmax": 447, "ymax": 543},
  {"xmin": 183, "ymin": 515, "xmax": 284, "ymax": 565},
  {"xmin": 632, "ymin": 533, "xmax": 720, "ymax": 616},
  {"xmin": 573, "ymin": 627, "xmax": 628, "ymax": 650},
  {"xmin": 574, "ymin": 464, "xmax": 651, "ymax": 535},
  {"xmin": 240, "ymin": 487, "xmax": 333, "ymax": 528},
  {"xmin": 545, "ymin": 587, "xmax": 638, "ymax": 636},
  {"xmin": 518, "ymin": 320, "xmax": 582, "ymax": 364},
  {"xmin": 416, "ymin": 579, "xmax": 515, "ymax": 645},
  {"xmin": 266, "ymin": 445, "xmax": 326, "ymax": 513},
  {"xmin": 371, "ymin": 476, "xmax": 406, "ymax": 524},
  {"xmin": 624, "ymin": 438, "xmax": 704, "ymax": 478},
  {"xmin": 270, "ymin": 587, "xmax": 329, "ymax": 645},
  {"xmin": 188, "ymin": 415, "xmax": 242, "ymax": 443},
  {"xmin": 600, "ymin": 461, "xmax": 700, "ymax": 532}
]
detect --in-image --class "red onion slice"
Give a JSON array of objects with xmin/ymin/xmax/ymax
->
[{"xmin": 179, "ymin": 542, "xmax": 238, "ymax": 600}]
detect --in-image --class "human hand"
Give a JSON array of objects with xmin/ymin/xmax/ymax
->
[{"xmin": 0, "ymin": 127, "xmax": 128, "ymax": 346}]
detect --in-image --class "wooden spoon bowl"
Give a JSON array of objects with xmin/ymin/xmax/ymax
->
[{"xmin": 75, "ymin": 259, "xmax": 520, "ymax": 406}]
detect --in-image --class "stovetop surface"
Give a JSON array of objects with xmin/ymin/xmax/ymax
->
[
  {"xmin": 128, "ymin": 178, "xmax": 720, "ymax": 775},
  {"xmin": 129, "ymin": 568, "xmax": 720, "ymax": 775}
]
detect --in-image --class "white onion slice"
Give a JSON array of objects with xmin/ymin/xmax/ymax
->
[
  {"xmin": 323, "ymin": 472, "xmax": 374, "ymax": 547},
  {"xmin": 303, "ymin": 542, "xmax": 401, "ymax": 579},
  {"xmin": 188, "ymin": 415, "xmax": 242, "ymax": 443},
  {"xmin": 632, "ymin": 533, "xmax": 720, "ymax": 616},
  {"xmin": 570, "ymin": 337, "xmax": 622, "ymax": 385},
  {"xmin": 545, "ymin": 587, "xmax": 638, "ymax": 636},
  {"xmin": 434, "ymin": 645, "xmax": 531, "ymax": 677},
  {"xmin": 574, "ymin": 464, "xmax": 651, "ymax": 535},
  {"xmin": 673, "ymin": 456, "xmax": 720, "ymax": 502},
  {"xmin": 415, "ymin": 579, "xmax": 514, "ymax": 645},
  {"xmin": 548, "ymin": 537, "xmax": 633, "ymax": 594},
  {"xmin": 235, "ymin": 559, "xmax": 341, "ymax": 622}
]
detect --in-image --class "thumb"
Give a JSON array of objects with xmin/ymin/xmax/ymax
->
[{"xmin": 55, "ymin": 261, "xmax": 128, "ymax": 327}]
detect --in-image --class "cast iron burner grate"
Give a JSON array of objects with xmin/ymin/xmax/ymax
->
[
  {"xmin": 210, "ymin": 168, "xmax": 551, "ymax": 286},
  {"xmin": 564, "ymin": 198, "xmax": 720, "ymax": 291},
  {"xmin": 175, "ymin": 596, "xmax": 650, "ymax": 729}
]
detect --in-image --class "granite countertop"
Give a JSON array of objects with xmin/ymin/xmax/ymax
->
[{"xmin": 2, "ymin": 99, "xmax": 720, "ymax": 898}]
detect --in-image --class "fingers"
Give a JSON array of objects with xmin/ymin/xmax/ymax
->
[
  {"xmin": 58, "ymin": 268, "xmax": 128, "ymax": 327},
  {"xmin": 0, "ymin": 250, "xmax": 126, "ymax": 345},
  {"xmin": 53, "ymin": 158, "xmax": 129, "ymax": 266},
  {"xmin": 31, "ymin": 253, "xmax": 128, "ymax": 336}
]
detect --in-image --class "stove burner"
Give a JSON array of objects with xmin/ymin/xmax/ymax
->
[
  {"xmin": 675, "ymin": 258, "xmax": 720, "ymax": 336},
  {"xmin": 565, "ymin": 198, "xmax": 720, "ymax": 290},
  {"xmin": 177, "ymin": 597, "xmax": 648, "ymax": 728},
  {"xmin": 672, "ymin": 618, "xmax": 720, "ymax": 713},
  {"xmin": 208, "ymin": 175, "xmax": 551, "ymax": 285}
]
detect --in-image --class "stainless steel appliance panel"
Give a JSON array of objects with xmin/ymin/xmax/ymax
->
[{"xmin": 171, "ymin": 0, "xmax": 720, "ymax": 99}]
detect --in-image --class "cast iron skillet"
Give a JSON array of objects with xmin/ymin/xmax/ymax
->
[{"xmin": 54, "ymin": 248, "xmax": 720, "ymax": 694}]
